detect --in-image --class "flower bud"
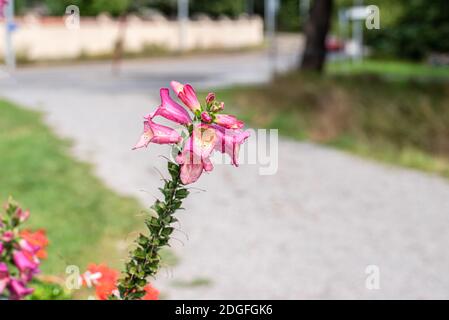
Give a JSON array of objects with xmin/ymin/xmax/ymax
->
[
  {"xmin": 201, "ymin": 111, "xmax": 212, "ymax": 123},
  {"xmin": 206, "ymin": 93, "xmax": 215, "ymax": 106}
]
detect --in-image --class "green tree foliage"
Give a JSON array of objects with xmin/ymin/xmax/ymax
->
[
  {"xmin": 277, "ymin": 0, "xmax": 301, "ymax": 32},
  {"xmin": 44, "ymin": 0, "xmax": 131, "ymax": 16},
  {"xmin": 130, "ymin": 0, "xmax": 177, "ymax": 17},
  {"xmin": 132, "ymin": 0, "xmax": 245, "ymax": 18},
  {"xmin": 190, "ymin": 0, "xmax": 244, "ymax": 18},
  {"xmin": 366, "ymin": 0, "xmax": 449, "ymax": 60}
]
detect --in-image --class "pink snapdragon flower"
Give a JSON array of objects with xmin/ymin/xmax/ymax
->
[
  {"xmin": 2, "ymin": 231, "xmax": 14, "ymax": 242},
  {"xmin": 9, "ymin": 279, "xmax": 34, "ymax": 300},
  {"xmin": 214, "ymin": 114, "xmax": 244, "ymax": 130},
  {"xmin": 170, "ymin": 81, "xmax": 201, "ymax": 113},
  {"xmin": 0, "ymin": 242, "xmax": 3, "ymax": 254},
  {"xmin": 148, "ymin": 88, "xmax": 192, "ymax": 125},
  {"xmin": 13, "ymin": 249, "xmax": 40, "ymax": 283},
  {"xmin": 213, "ymin": 125, "xmax": 251, "ymax": 167},
  {"xmin": 0, "ymin": 263, "xmax": 9, "ymax": 295},
  {"xmin": 13, "ymin": 250, "xmax": 39, "ymax": 274},
  {"xmin": 133, "ymin": 119, "xmax": 182, "ymax": 150},
  {"xmin": 176, "ymin": 126, "xmax": 216, "ymax": 184}
]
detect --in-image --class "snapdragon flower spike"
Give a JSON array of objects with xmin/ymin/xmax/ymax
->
[
  {"xmin": 0, "ymin": 199, "xmax": 46, "ymax": 300},
  {"xmin": 170, "ymin": 81, "xmax": 201, "ymax": 113},
  {"xmin": 213, "ymin": 125, "xmax": 251, "ymax": 167},
  {"xmin": 148, "ymin": 88, "xmax": 192, "ymax": 125},
  {"xmin": 133, "ymin": 119, "xmax": 182, "ymax": 150},
  {"xmin": 214, "ymin": 114, "xmax": 244, "ymax": 130}
]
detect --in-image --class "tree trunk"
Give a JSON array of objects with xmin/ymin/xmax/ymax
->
[{"xmin": 300, "ymin": 0, "xmax": 334, "ymax": 72}]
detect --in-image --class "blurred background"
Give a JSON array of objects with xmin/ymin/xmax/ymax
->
[{"xmin": 1, "ymin": 0, "xmax": 449, "ymax": 299}]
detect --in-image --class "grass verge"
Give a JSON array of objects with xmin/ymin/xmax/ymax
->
[
  {"xmin": 209, "ymin": 62, "xmax": 449, "ymax": 178},
  {"xmin": 327, "ymin": 59, "xmax": 449, "ymax": 81},
  {"xmin": 0, "ymin": 99, "xmax": 144, "ymax": 276}
]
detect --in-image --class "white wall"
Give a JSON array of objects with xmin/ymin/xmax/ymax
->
[{"xmin": 0, "ymin": 15, "xmax": 264, "ymax": 61}]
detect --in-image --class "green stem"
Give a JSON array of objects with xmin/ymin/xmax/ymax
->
[{"xmin": 116, "ymin": 162, "xmax": 188, "ymax": 300}]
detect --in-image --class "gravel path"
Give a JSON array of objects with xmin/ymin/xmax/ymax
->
[{"xmin": 1, "ymin": 51, "xmax": 449, "ymax": 299}]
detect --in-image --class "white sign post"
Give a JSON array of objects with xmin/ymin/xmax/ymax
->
[
  {"xmin": 4, "ymin": 0, "xmax": 16, "ymax": 72},
  {"xmin": 178, "ymin": 0, "xmax": 189, "ymax": 53},
  {"xmin": 340, "ymin": 5, "xmax": 373, "ymax": 62},
  {"xmin": 265, "ymin": 0, "xmax": 279, "ymax": 75}
]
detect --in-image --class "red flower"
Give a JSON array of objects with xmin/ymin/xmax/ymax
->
[
  {"xmin": 142, "ymin": 283, "xmax": 159, "ymax": 300},
  {"xmin": 84, "ymin": 263, "xmax": 119, "ymax": 300}
]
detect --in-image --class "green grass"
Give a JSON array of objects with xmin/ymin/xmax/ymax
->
[
  {"xmin": 327, "ymin": 59, "xmax": 449, "ymax": 81},
  {"xmin": 0, "ymin": 99, "xmax": 145, "ymax": 276},
  {"xmin": 210, "ymin": 63, "xmax": 449, "ymax": 178}
]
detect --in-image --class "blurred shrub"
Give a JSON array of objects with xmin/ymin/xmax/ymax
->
[
  {"xmin": 190, "ymin": 0, "xmax": 244, "ymax": 18},
  {"xmin": 28, "ymin": 279, "xmax": 72, "ymax": 300},
  {"xmin": 44, "ymin": 0, "xmax": 131, "ymax": 16},
  {"xmin": 277, "ymin": 0, "xmax": 301, "ymax": 32},
  {"xmin": 366, "ymin": 0, "xmax": 449, "ymax": 60},
  {"xmin": 218, "ymin": 68, "xmax": 449, "ymax": 176}
]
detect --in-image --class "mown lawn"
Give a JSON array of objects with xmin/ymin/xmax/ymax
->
[
  {"xmin": 211, "ymin": 60, "xmax": 449, "ymax": 178},
  {"xmin": 0, "ymin": 99, "xmax": 144, "ymax": 276},
  {"xmin": 327, "ymin": 59, "xmax": 449, "ymax": 80}
]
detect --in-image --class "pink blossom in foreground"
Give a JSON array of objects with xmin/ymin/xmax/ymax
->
[
  {"xmin": 133, "ymin": 119, "xmax": 182, "ymax": 150},
  {"xmin": 0, "ymin": 201, "xmax": 46, "ymax": 299},
  {"xmin": 148, "ymin": 88, "xmax": 192, "ymax": 125},
  {"xmin": 0, "ymin": 263, "xmax": 9, "ymax": 295},
  {"xmin": 171, "ymin": 81, "xmax": 201, "ymax": 113},
  {"xmin": 13, "ymin": 250, "xmax": 39, "ymax": 274},
  {"xmin": 8, "ymin": 279, "xmax": 34, "ymax": 300}
]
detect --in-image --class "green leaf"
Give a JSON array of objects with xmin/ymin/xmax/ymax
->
[
  {"xmin": 175, "ymin": 188, "xmax": 189, "ymax": 199},
  {"xmin": 162, "ymin": 227, "xmax": 174, "ymax": 237},
  {"xmin": 168, "ymin": 162, "xmax": 180, "ymax": 180},
  {"xmin": 137, "ymin": 234, "xmax": 149, "ymax": 246}
]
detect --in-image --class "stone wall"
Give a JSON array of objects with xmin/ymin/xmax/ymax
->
[{"xmin": 0, "ymin": 14, "xmax": 264, "ymax": 61}]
